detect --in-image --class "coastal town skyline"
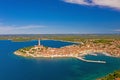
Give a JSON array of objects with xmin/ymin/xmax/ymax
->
[
  {"xmin": 0, "ymin": 0, "xmax": 120, "ymax": 34},
  {"xmin": 14, "ymin": 36, "xmax": 120, "ymax": 65}
]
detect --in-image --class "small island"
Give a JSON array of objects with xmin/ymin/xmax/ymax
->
[{"xmin": 14, "ymin": 38, "xmax": 120, "ymax": 64}]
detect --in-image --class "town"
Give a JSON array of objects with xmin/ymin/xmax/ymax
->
[{"xmin": 14, "ymin": 38, "xmax": 120, "ymax": 63}]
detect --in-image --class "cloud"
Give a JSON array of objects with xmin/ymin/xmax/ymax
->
[
  {"xmin": 63, "ymin": 0, "xmax": 120, "ymax": 10},
  {"xmin": 0, "ymin": 24, "xmax": 46, "ymax": 34},
  {"xmin": 114, "ymin": 29, "xmax": 120, "ymax": 32},
  {"xmin": 64, "ymin": 0, "xmax": 90, "ymax": 5}
]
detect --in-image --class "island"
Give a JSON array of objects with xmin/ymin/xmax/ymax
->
[{"xmin": 14, "ymin": 38, "xmax": 120, "ymax": 64}]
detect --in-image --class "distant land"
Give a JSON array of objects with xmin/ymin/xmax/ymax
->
[{"xmin": 0, "ymin": 34, "xmax": 120, "ymax": 42}]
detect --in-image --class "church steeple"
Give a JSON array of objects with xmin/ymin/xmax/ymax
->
[{"xmin": 38, "ymin": 38, "xmax": 40, "ymax": 46}]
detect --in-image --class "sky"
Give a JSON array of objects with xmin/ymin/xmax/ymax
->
[{"xmin": 0, "ymin": 0, "xmax": 120, "ymax": 34}]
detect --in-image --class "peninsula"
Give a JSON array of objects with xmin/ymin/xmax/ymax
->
[{"xmin": 14, "ymin": 39, "xmax": 120, "ymax": 63}]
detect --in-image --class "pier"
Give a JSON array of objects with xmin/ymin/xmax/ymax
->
[{"xmin": 76, "ymin": 57, "xmax": 106, "ymax": 64}]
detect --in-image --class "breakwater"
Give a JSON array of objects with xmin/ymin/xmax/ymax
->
[{"xmin": 76, "ymin": 57, "xmax": 106, "ymax": 64}]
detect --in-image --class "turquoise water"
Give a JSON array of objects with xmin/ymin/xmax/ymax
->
[{"xmin": 0, "ymin": 40, "xmax": 120, "ymax": 80}]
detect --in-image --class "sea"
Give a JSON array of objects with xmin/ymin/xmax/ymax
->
[{"xmin": 0, "ymin": 40, "xmax": 120, "ymax": 80}]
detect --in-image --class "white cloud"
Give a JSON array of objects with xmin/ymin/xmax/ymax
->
[
  {"xmin": 64, "ymin": 0, "xmax": 90, "ymax": 5},
  {"xmin": 114, "ymin": 29, "xmax": 120, "ymax": 32},
  {"xmin": 0, "ymin": 24, "xmax": 46, "ymax": 34},
  {"xmin": 63, "ymin": 0, "xmax": 120, "ymax": 10}
]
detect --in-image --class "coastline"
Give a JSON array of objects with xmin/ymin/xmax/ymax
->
[
  {"xmin": 14, "ymin": 50, "xmax": 111, "ymax": 64},
  {"xmin": 14, "ymin": 39, "xmax": 120, "ymax": 64}
]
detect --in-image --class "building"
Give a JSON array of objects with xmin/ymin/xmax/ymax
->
[{"xmin": 38, "ymin": 38, "xmax": 40, "ymax": 46}]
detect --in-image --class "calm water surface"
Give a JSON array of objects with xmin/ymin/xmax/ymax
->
[{"xmin": 0, "ymin": 40, "xmax": 120, "ymax": 80}]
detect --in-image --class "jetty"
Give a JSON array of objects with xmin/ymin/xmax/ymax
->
[{"xmin": 76, "ymin": 57, "xmax": 106, "ymax": 64}]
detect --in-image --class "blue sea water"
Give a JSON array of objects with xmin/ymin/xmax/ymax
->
[{"xmin": 0, "ymin": 40, "xmax": 120, "ymax": 80}]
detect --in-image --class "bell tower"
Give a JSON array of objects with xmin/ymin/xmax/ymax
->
[{"xmin": 38, "ymin": 38, "xmax": 40, "ymax": 46}]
